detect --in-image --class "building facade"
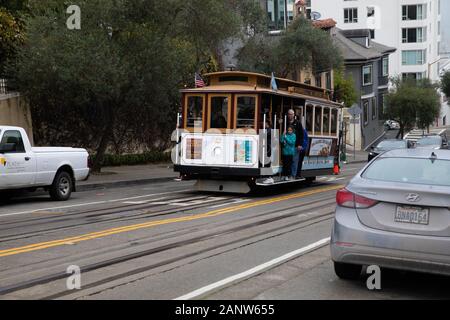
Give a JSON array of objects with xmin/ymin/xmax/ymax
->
[
  {"xmin": 310, "ymin": 0, "xmax": 442, "ymax": 82},
  {"xmin": 334, "ymin": 29, "xmax": 396, "ymax": 150},
  {"xmin": 440, "ymin": 0, "xmax": 450, "ymax": 56}
]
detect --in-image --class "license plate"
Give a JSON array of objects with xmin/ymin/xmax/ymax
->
[{"xmin": 395, "ymin": 206, "xmax": 429, "ymax": 225}]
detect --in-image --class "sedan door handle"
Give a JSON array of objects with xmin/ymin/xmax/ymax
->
[{"xmin": 25, "ymin": 157, "xmax": 31, "ymax": 161}]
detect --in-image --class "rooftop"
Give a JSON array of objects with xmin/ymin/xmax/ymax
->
[{"xmin": 334, "ymin": 28, "xmax": 396, "ymax": 63}]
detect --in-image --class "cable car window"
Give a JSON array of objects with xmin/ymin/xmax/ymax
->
[
  {"xmin": 186, "ymin": 95, "xmax": 204, "ymax": 129},
  {"xmin": 323, "ymin": 108, "xmax": 330, "ymax": 135},
  {"xmin": 331, "ymin": 108, "xmax": 338, "ymax": 136},
  {"xmin": 236, "ymin": 96, "xmax": 256, "ymax": 128},
  {"xmin": 306, "ymin": 104, "xmax": 314, "ymax": 132},
  {"xmin": 314, "ymin": 106, "xmax": 322, "ymax": 135},
  {"xmin": 210, "ymin": 96, "xmax": 229, "ymax": 129}
]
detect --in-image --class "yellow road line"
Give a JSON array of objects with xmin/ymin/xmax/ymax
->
[{"xmin": 0, "ymin": 185, "xmax": 343, "ymax": 258}]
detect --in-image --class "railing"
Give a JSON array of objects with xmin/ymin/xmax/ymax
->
[{"xmin": 0, "ymin": 79, "xmax": 9, "ymax": 95}]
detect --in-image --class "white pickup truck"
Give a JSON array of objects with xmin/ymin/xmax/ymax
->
[{"xmin": 0, "ymin": 126, "xmax": 90, "ymax": 201}]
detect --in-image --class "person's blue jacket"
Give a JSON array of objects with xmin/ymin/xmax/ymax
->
[
  {"xmin": 301, "ymin": 128, "xmax": 309, "ymax": 152},
  {"xmin": 281, "ymin": 133, "xmax": 296, "ymax": 156}
]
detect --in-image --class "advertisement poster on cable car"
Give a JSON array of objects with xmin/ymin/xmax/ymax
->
[
  {"xmin": 234, "ymin": 140, "xmax": 253, "ymax": 165},
  {"xmin": 309, "ymin": 138, "xmax": 333, "ymax": 157},
  {"xmin": 186, "ymin": 138, "xmax": 203, "ymax": 160}
]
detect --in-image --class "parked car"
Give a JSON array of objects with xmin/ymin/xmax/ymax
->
[
  {"xmin": 384, "ymin": 120, "xmax": 400, "ymax": 130},
  {"xmin": 415, "ymin": 134, "xmax": 449, "ymax": 150},
  {"xmin": 368, "ymin": 139, "xmax": 413, "ymax": 162},
  {"xmin": 331, "ymin": 149, "xmax": 450, "ymax": 279},
  {"xmin": 0, "ymin": 126, "xmax": 90, "ymax": 201}
]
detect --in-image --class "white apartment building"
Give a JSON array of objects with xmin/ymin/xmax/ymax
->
[{"xmin": 310, "ymin": 0, "xmax": 442, "ymax": 81}]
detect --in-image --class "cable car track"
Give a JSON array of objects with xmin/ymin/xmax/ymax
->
[{"xmin": 0, "ymin": 198, "xmax": 337, "ymax": 298}]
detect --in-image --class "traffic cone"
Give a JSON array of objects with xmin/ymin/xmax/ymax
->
[{"xmin": 333, "ymin": 164, "xmax": 340, "ymax": 175}]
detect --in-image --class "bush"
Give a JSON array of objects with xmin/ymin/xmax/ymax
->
[{"xmin": 97, "ymin": 151, "xmax": 171, "ymax": 167}]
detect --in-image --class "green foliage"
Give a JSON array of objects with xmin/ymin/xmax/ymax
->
[
  {"xmin": 334, "ymin": 68, "xmax": 358, "ymax": 108},
  {"xmin": 11, "ymin": 0, "xmax": 242, "ymax": 172},
  {"xmin": 386, "ymin": 77, "xmax": 441, "ymax": 138},
  {"xmin": 100, "ymin": 151, "xmax": 171, "ymax": 167},
  {"xmin": 237, "ymin": 17, "xmax": 343, "ymax": 78},
  {"xmin": 441, "ymin": 71, "xmax": 450, "ymax": 101},
  {"xmin": 0, "ymin": 0, "xmax": 29, "ymax": 13},
  {"xmin": 0, "ymin": 7, "xmax": 24, "ymax": 76}
]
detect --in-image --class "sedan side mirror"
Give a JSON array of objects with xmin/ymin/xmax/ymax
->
[{"xmin": 0, "ymin": 143, "xmax": 16, "ymax": 153}]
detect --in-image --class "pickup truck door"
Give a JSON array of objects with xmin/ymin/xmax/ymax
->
[{"xmin": 0, "ymin": 130, "xmax": 36, "ymax": 188}]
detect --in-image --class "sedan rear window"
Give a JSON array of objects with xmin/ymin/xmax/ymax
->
[
  {"xmin": 417, "ymin": 136, "xmax": 441, "ymax": 146},
  {"xmin": 377, "ymin": 140, "xmax": 406, "ymax": 149},
  {"xmin": 363, "ymin": 157, "xmax": 450, "ymax": 187}
]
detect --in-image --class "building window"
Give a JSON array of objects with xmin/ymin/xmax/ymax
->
[
  {"xmin": 382, "ymin": 57, "xmax": 389, "ymax": 77},
  {"xmin": 369, "ymin": 29, "xmax": 375, "ymax": 39},
  {"xmin": 402, "ymin": 72, "xmax": 426, "ymax": 81},
  {"xmin": 371, "ymin": 97, "xmax": 377, "ymax": 120},
  {"xmin": 325, "ymin": 72, "xmax": 332, "ymax": 90},
  {"xmin": 363, "ymin": 100, "xmax": 369, "ymax": 127},
  {"xmin": 402, "ymin": 4, "xmax": 427, "ymax": 20},
  {"xmin": 362, "ymin": 65, "xmax": 373, "ymax": 86},
  {"xmin": 402, "ymin": 27, "xmax": 427, "ymax": 43},
  {"xmin": 438, "ymin": 21, "xmax": 441, "ymax": 35},
  {"xmin": 380, "ymin": 94, "xmax": 387, "ymax": 119},
  {"xmin": 267, "ymin": 0, "xmax": 295, "ymax": 31},
  {"xmin": 315, "ymin": 74, "xmax": 322, "ymax": 88},
  {"xmin": 344, "ymin": 8, "xmax": 358, "ymax": 23},
  {"xmin": 402, "ymin": 50, "xmax": 426, "ymax": 65}
]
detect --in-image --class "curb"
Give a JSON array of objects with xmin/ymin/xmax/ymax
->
[
  {"xmin": 77, "ymin": 176, "xmax": 178, "ymax": 192},
  {"xmin": 343, "ymin": 160, "xmax": 367, "ymax": 165}
]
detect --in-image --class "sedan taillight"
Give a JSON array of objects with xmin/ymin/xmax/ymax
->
[{"xmin": 336, "ymin": 188, "xmax": 378, "ymax": 209}]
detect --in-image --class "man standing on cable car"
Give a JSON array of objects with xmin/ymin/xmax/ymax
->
[
  {"xmin": 296, "ymin": 124, "xmax": 309, "ymax": 180},
  {"xmin": 287, "ymin": 109, "xmax": 304, "ymax": 179}
]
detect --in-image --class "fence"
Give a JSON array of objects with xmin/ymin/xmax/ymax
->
[{"xmin": 0, "ymin": 79, "xmax": 8, "ymax": 95}]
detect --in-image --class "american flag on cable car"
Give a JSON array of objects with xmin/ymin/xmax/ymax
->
[{"xmin": 195, "ymin": 72, "xmax": 205, "ymax": 88}]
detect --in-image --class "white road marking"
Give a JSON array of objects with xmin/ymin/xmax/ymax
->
[
  {"xmin": 0, "ymin": 190, "xmax": 190, "ymax": 218},
  {"xmin": 174, "ymin": 237, "xmax": 331, "ymax": 300}
]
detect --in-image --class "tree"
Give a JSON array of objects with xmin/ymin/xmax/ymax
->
[
  {"xmin": 441, "ymin": 70, "xmax": 450, "ymax": 101},
  {"xmin": 334, "ymin": 68, "xmax": 358, "ymax": 108},
  {"xmin": 12, "ymin": 0, "xmax": 241, "ymax": 172},
  {"xmin": 237, "ymin": 17, "xmax": 342, "ymax": 78},
  {"xmin": 386, "ymin": 78, "xmax": 441, "ymax": 138},
  {"xmin": 0, "ymin": 7, "xmax": 24, "ymax": 76}
]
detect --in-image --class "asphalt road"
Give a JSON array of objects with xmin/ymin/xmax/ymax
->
[{"xmin": 0, "ymin": 161, "xmax": 449, "ymax": 300}]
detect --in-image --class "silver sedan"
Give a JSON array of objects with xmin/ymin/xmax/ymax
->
[{"xmin": 331, "ymin": 149, "xmax": 450, "ymax": 279}]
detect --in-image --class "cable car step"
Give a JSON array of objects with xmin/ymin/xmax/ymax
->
[{"xmin": 256, "ymin": 177, "xmax": 306, "ymax": 186}]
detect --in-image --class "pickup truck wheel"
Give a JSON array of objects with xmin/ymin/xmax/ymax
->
[{"xmin": 50, "ymin": 171, "xmax": 73, "ymax": 201}]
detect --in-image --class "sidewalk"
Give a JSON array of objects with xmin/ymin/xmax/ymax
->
[
  {"xmin": 77, "ymin": 163, "xmax": 178, "ymax": 191},
  {"xmin": 341, "ymin": 145, "xmax": 368, "ymax": 164}
]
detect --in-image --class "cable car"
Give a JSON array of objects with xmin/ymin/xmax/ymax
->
[{"xmin": 172, "ymin": 71, "xmax": 343, "ymax": 193}]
